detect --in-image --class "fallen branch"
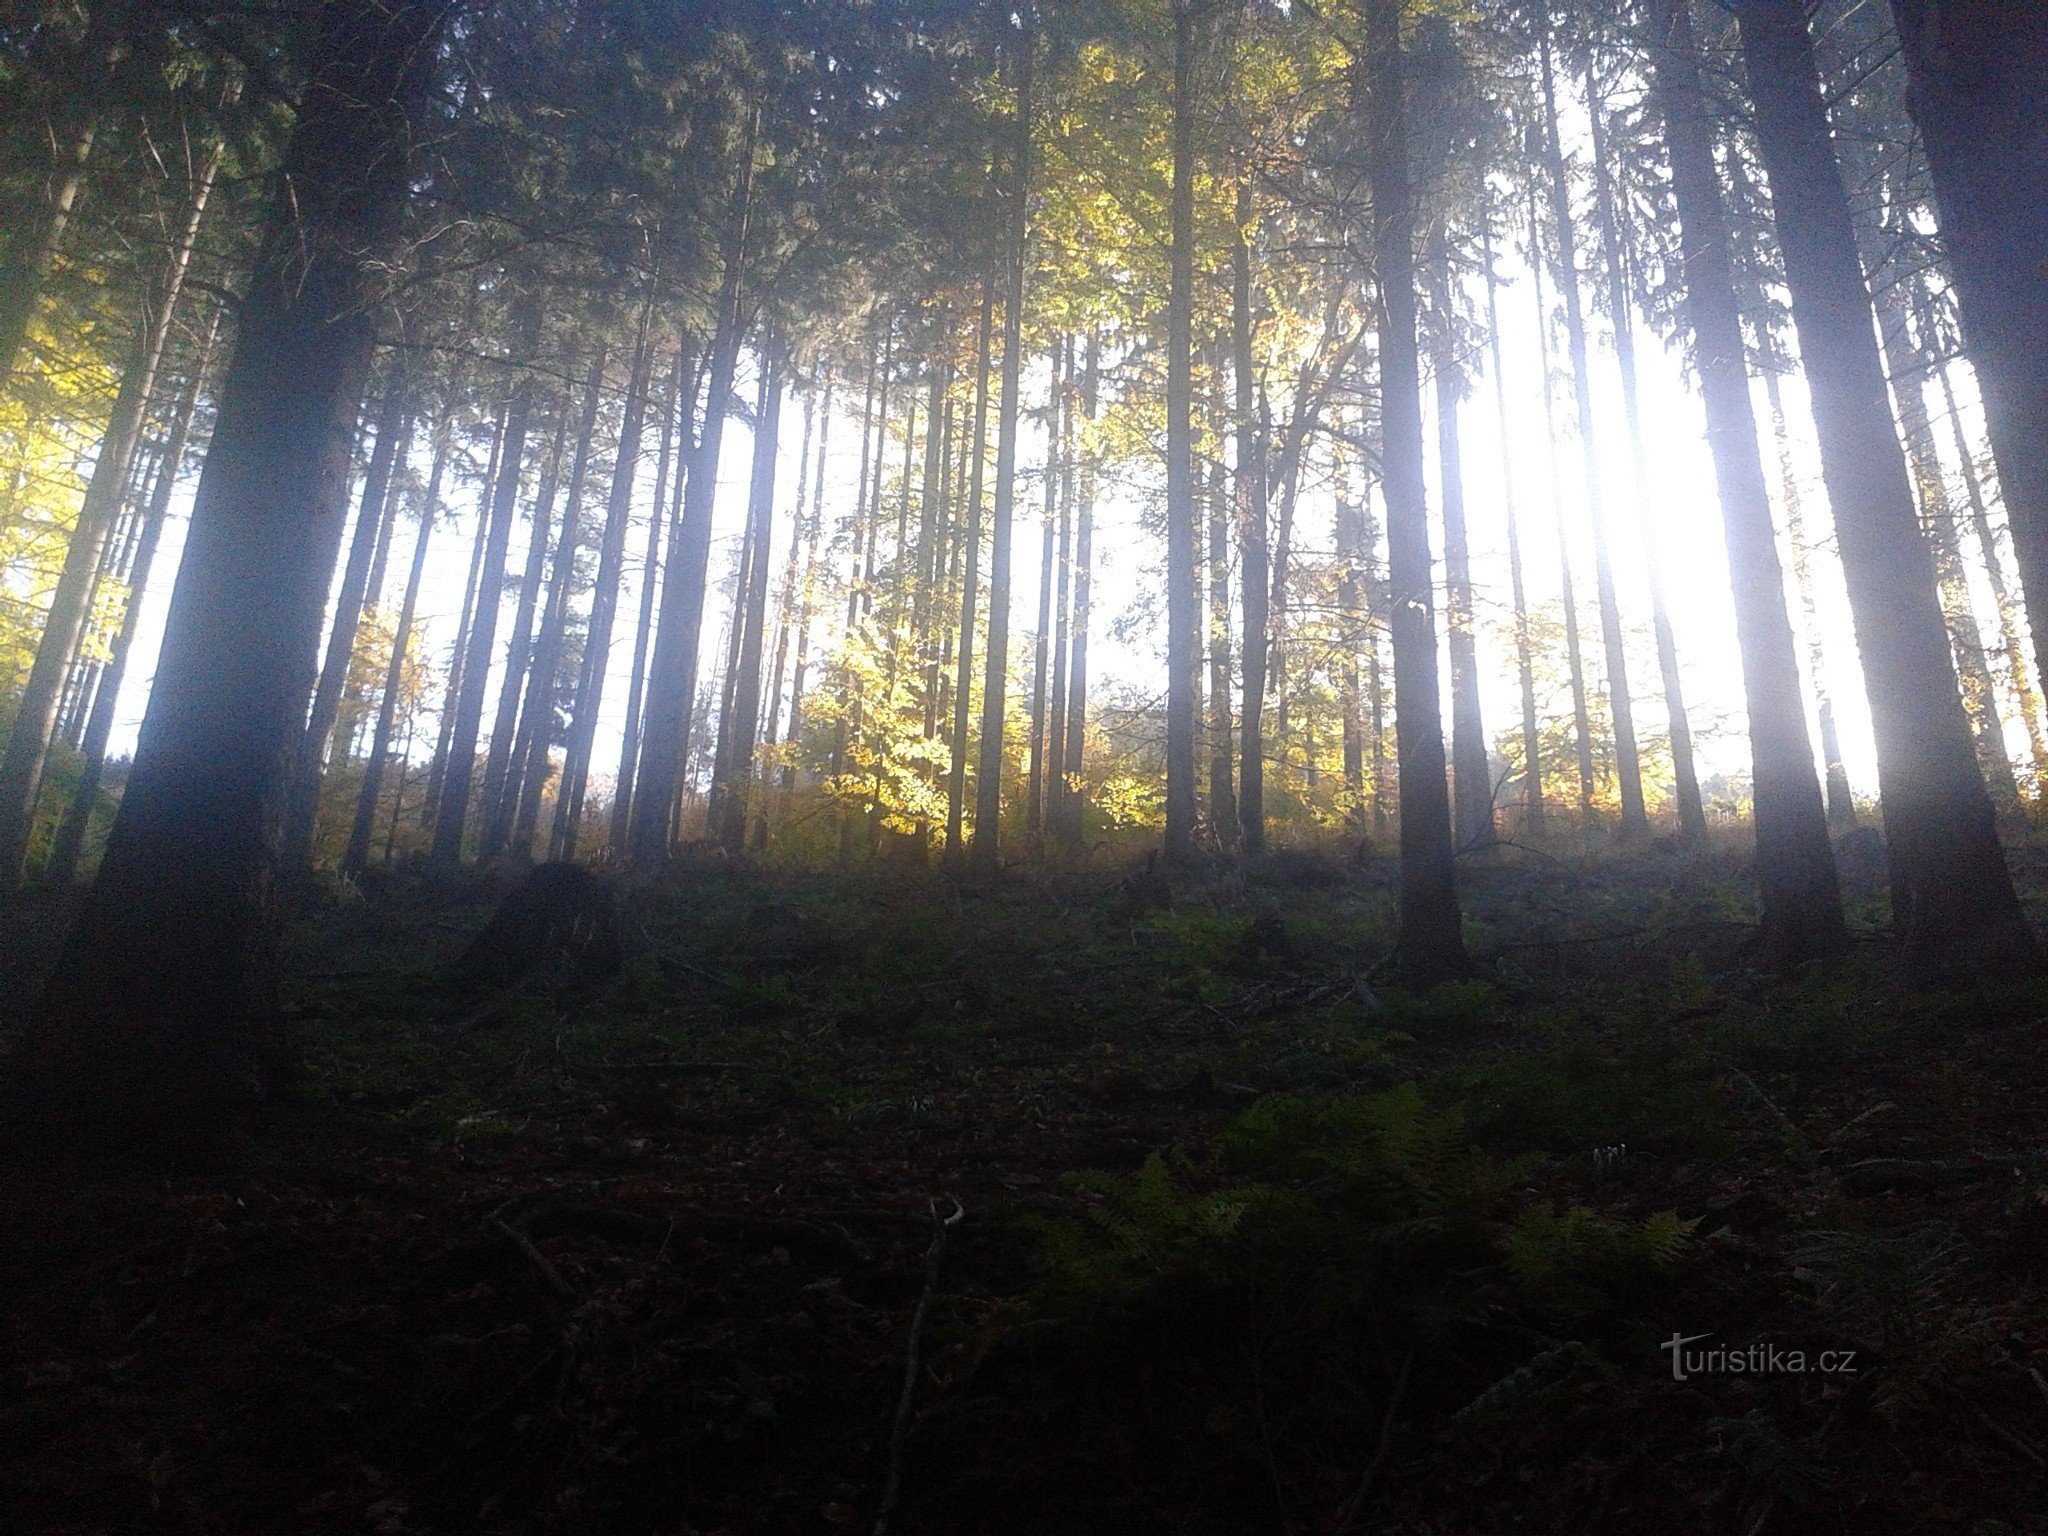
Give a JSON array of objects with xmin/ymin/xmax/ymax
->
[{"xmin": 874, "ymin": 1196, "xmax": 966, "ymax": 1536}]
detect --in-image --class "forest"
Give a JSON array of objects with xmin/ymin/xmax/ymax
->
[{"xmin": 3, "ymin": 0, "xmax": 2048, "ymax": 1529}]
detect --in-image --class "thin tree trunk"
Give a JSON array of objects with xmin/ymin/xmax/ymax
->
[
  {"xmin": 1232, "ymin": 175, "xmax": 1268, "ymax": 856},
  {"xmin": 1738, "ymin": 0, "xmax": 2033, "ymax": 971},
  {"xmin": 1526, "ymin": 182, "xmax": 1598, "ymax": 817},
  {"xmin": 1935, "ymin": 356, "xmax": 2048, "ymax": 785},
  {"xmin": 21, "ymin": 0, "xmax": 444, "ymax": 1138},
  {"xmin": 1057, "ymin": 330, "xmax": 1098, "ymax": 852},
  {"xmin": 1539, "ymin": 28, "xmax": 1645, "ymax": 833},
  {"xmin": 477, "ymin": 397, "xmax": 570, "ymax": 857},
  {"xmin": 422, "ymin": 424, "xmax": 497, "ymax": 828},
  {"xmin": 1760, "ymin": 370, "xmax": 1857, "ymax": 826},
  {"xmin": 1889, "ymin": 0, "xmax": 2048, "ymax": 697},
  {"xmin": 707, "ymin": 349, "xmax": 782, "ymax": 853},
  {"xmin": 280, "ymin": 364, "xmax": 411, "ymax": 872},
  {"xmin": 947, "ymin": 290, "xmax": 993, "ymax": 862},
  {"xmin": 509, "ymin": 352, "xmax": 607, "ymax": 854},
  {"xmin": 46, "ymin": 308, "xmax": 223, "ymax": 886},
  {"xmin": 1585, "ymin": 66, "xmax": 1705, "ymax": 838},
  {"xmin": 1207, "ymin": 372, "xmax": 1238, "ymax": 842},
  {"xmin": 1026, "ymin": 346, "xmax": 1060, "ymax": 839},
  {"xmin": 552, "ymin": 292, "xmax": 658, "ymax": 859},
  {"xmin": 1646, "ymin": 0, "xmax": 1844, "ymax": 964},
  {"xmin": 0, "ymin": 134, "xmax": 219, "ymax": 883},
  {"xmin": 344, "ymin": 412, "xmax": 452, "ymax": 875},
  {"xmin": 972, "ymin": 24, "xmax": 1033, "ymax": 873},
  {"xmin": 1161, "ymin": 0, "xmax": 1200, "ymax": 866},
  {"xmin": 1428, "ymin": 225, "xmax": 1492, "ymax": 850},
  {"xmin": 1366, "ymin": 0, "xmax": 1466, "ymax": 982},
  {"xmin": 1480, "ymin": 220, "xmax": 1546, "ymax": 837}
]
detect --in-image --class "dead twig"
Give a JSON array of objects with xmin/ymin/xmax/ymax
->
[
  {"xmin": 873, "ymin": 1196, "xmax": 966, "ymax": 1536},
  {"xmin": 483, "ymin": 1197, "xmax": 577, "ymax": 1301},
  {"xmin": 1332, "ymin": 1336, "xmax": 1416, "ymax": 1536}
]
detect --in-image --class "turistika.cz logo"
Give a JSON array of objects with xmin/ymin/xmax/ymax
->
[{"xmin": 1660, "ymin": 1332, "xmax": 1859, "ymax": 1382}]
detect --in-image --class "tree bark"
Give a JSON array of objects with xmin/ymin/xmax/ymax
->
[
  {"xmin": 18, "ymin": 0, "xmax": 444, "ymax": 1141},
  {"xmin": 344, "ymin": 412, "xmax": 452, "ymax": 876},
  {"xmin": 707, "ymin": 351, "xmax": 783, "ymax": 853},
  {"xmin": 1365, "ymin": 0, "xmax": 1466, "ymax": 983},
  {"xmin": 627, "ymin": 113, "xmax": 757, "ymax": 861},
  {"xmin": 1057, "ymin": 331, "xmax": 1099, "ymax": 851},
  {"xmin": 1480, "ymin": 219, "xmax": 1546, "ymax": 837},
  {"xmin": 1889, "ymin": 0, "xmax": 2048, "ymax": 697},
  {"xmin": 946, "ymin": 290, "xmax": 993, "ymax": 862},
  {"xmin": 972, "ymin": 24, "xmax": 1033, "ymax": 873},
  {"xmin": 1645, "ymin": 0, "xmax": 1844, "ymax": 964},
  {"xmin": 1233, "ymin": 175, "xmax": 1268, "ymax": 856},
  {"xmin": 1735, "ymin": 0, "xmax": 2032, "ymax": 972},
  {"xmin": 1538, "ymin": 28, "xmax": 1645, "ymax": 833},
  {"xmin": 1428, "ymin": 225, "xmax": 1492, "ymax": 851},
  {"xmin": 0, "ymin": 131, "xmax": 219, "ymax": 883},
  {"xmin": 1161, "ymin": 0, "xmax": 1201, "ymax": 867},
  {"xmin": 1585, "ymin": 66, "xmax": 1706, "ymax": 838},
  {"xmin": 46, "ymin": 307, "xmax": 223, "ymax": 887}
]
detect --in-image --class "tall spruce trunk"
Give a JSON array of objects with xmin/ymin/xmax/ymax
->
[
  {"xmin": 431, "ymin": 337, "xmax": 539, "ymax": 866},
  {"xmin": 1232, "ymin": 176, "xmax": 1268, "ymax": 855},
  {"xmin": 1759, "ymin": 370, "xmax": 1858, "ymax": 827},
  {"xmin": 1735, "ymin": 0, "xmax": 2033, "ymax": 972},
  {"xmin": 1026, "ymin": 348, "xmax": 1061, "ymax": 838},
  {"xmin": 1585, "ymin": 69, "xmax": 1705, "ymax": 838},
  {"xmin": 345, "ymin": 415, "xmax": 452, "ymax": 875},
  {"xmin": 1889, "ymin": 0, "xmax": 2048, "ymax": 695},
  {"xmin": 46, "ymin": 308, "xmax": 223, "ymax": 887},
  {"xmin": 1538, "ymin": 29, "xmax": 1645, "ymax": 833},
  {"xmin": 477, "ymin": 398, "xmax": 571, "ymax": 857},
  {"xmin": 509, "ymin": 351, "xmax": 607, "ymax": 852},
  {"xmin": 1526, "ymin": 185, "xmax": 1598, "ymax": 816},
  {"xmin": 279, "ymin": 364, "xmax": 411, "ymax": 873},
  {"xmin": 1480, "ymin": 221, "xmax": 1546, "ymax": 836},
  {"xmin": 16, "ymin": 0, "xmax": 444, "ymax": 1141},
  {"xmin": 627, "ymin": 116, "xmax": 756, "ymax": 860},
  {"xmin": 1645, "ymin": 0, "xmax": 1844, "ymax": 964},
  {"xmin": 1366, "ymin": 0, "xmax": 1466, "ymax": 982},
  {"xmin": 947, "ymin": 291, "xmax": 993, "ymax": 861},
  {"xmin": 553, "ymin": 299, "xmax": 658, "ymax": 858},
  {"xmin": 1207, "ymin": 374, "xmax": 1238, "ymax": 843},
  {"xmin": 972, "ymin": 25, "xmax": 1034, "ymax": 873},
  {"xmin": 1057, "ymin": 332, "xmax": 1099, "ymax": 850},
  {"xmin": 0, "ymin": 133, "xmax": 219, "ymax": 883},
  {"xmin": 1160, "ymin": 0, "xmax": 1201, "ymax": 866},
  {"xmin": 1428, "ymin": 226, "xmax": 1492, "ymax": 850},
  {"xmin": 1934, "ymin": 356, "xmax": 2048, "ymax": 786},
  {"xmin": 707, "ymin": 353, "xmax": 783, "ymax": 853}
]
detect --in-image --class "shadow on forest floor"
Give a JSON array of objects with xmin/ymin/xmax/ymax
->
[{"xmin": 6, "ymin": 833, "xmax": 2048, "ymax": 1534}]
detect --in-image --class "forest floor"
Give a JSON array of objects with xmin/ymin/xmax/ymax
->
[{"xmin": 6, "ymin": 831, "xmax": 2048, "ymax": 1535}]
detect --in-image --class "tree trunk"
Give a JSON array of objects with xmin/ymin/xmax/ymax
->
[
  {"xmin": 1232, "ymin": 176, "xmax": 1268, "ymax": 857},
  {"xmin": 1057, "ymin": 331, "xmax": 1099, "ymax": 851},
  {"xmin": 0, "ymin": 132, "xmax": 219, "ymax": 883},
  {"xmin": 552, "ymin": 294, "xmax": 658, "ymax": 859},
  {"xmin": 1161, "ymin": 0, "xmax": 1201, "ymax": 867},
  {"xmin": 1480, "ymin": 220, "xmax": 1546, "ymax": 838},
  {"xmin": 1585, "ymin": 66, "xmax": 1706, "ymax": 838},
  {"xmin": 478, "ymin": 396, "xmax": 571, "ymax": 857},
  {"xmin": 1207, "ymin": 372, "xmax": 1238, "ymax": 843},
  {"xmin": 430, "ymin": 340, "xmax": 537, "ymax": 867},
  {"xmin": 972, "ymin": 24, "xmax": 1033, "ymax": 874},
  {"xmin": 1335, "ymin": 450, "xmax": 1367, "ymax": 836},
  {"xmin": 509, "ymin": 350, "xmax": 608, "ymax": 853},
  {"xmin": 628, "ymin": 146, "xmax": 754, "ymax": 860},
  {"xmin": 1889, "ymin": 0, "xmax": 2048, "ymax": 697},
  {"xmin": 422, "ymin": 418, "xmax": 499, "ymax": 828},
  {"xmin": 1428, "ymin": 225, "xmax": 1492, "ymax": 851},
  {"xmin": 279, "ymin": 364, "xmax": 411, "ymax": 873},
  {"xmin": 706, "ymin": 351, "xmax": 783, "ymax": 853},
  {"xmin": 1645, "ymin": 0, "xmax": 1844, "ymax": 964},
  {"xmin": 1026, "ymin": 347, "xmax": 1061, "ymax": 839},
  {"xmin": 947, "ymin": 290, "xmax": 993, "ymax": 862},
  {"xmin": 1736, "ymin": 0, "xmax": 2033, "ymax": 972},
  {"xmin": 46, "ymin": 307, "xmax": 223, "ymax": 887},
  {"xmin": 18, "ymin": 0, "xmax": 444, "ymax": 1141},
  {"xmin": 1366, "ymin": 0, "xmax": 1466, "ymax": 983},
  {"xmin": 1525, "ymin": 183, "xmax": 1598, "ymax": 818},
  {"xmin": 1538, "ymin": 28, "xmax": 1646, "ymax": 834},
  {"xmin": 1759, "ymin": 369, "xmax": 1858, "ymax": 827},
  {"xmin": 344, "ymin": 411, "xmax": 452, "ymax": 875}
]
